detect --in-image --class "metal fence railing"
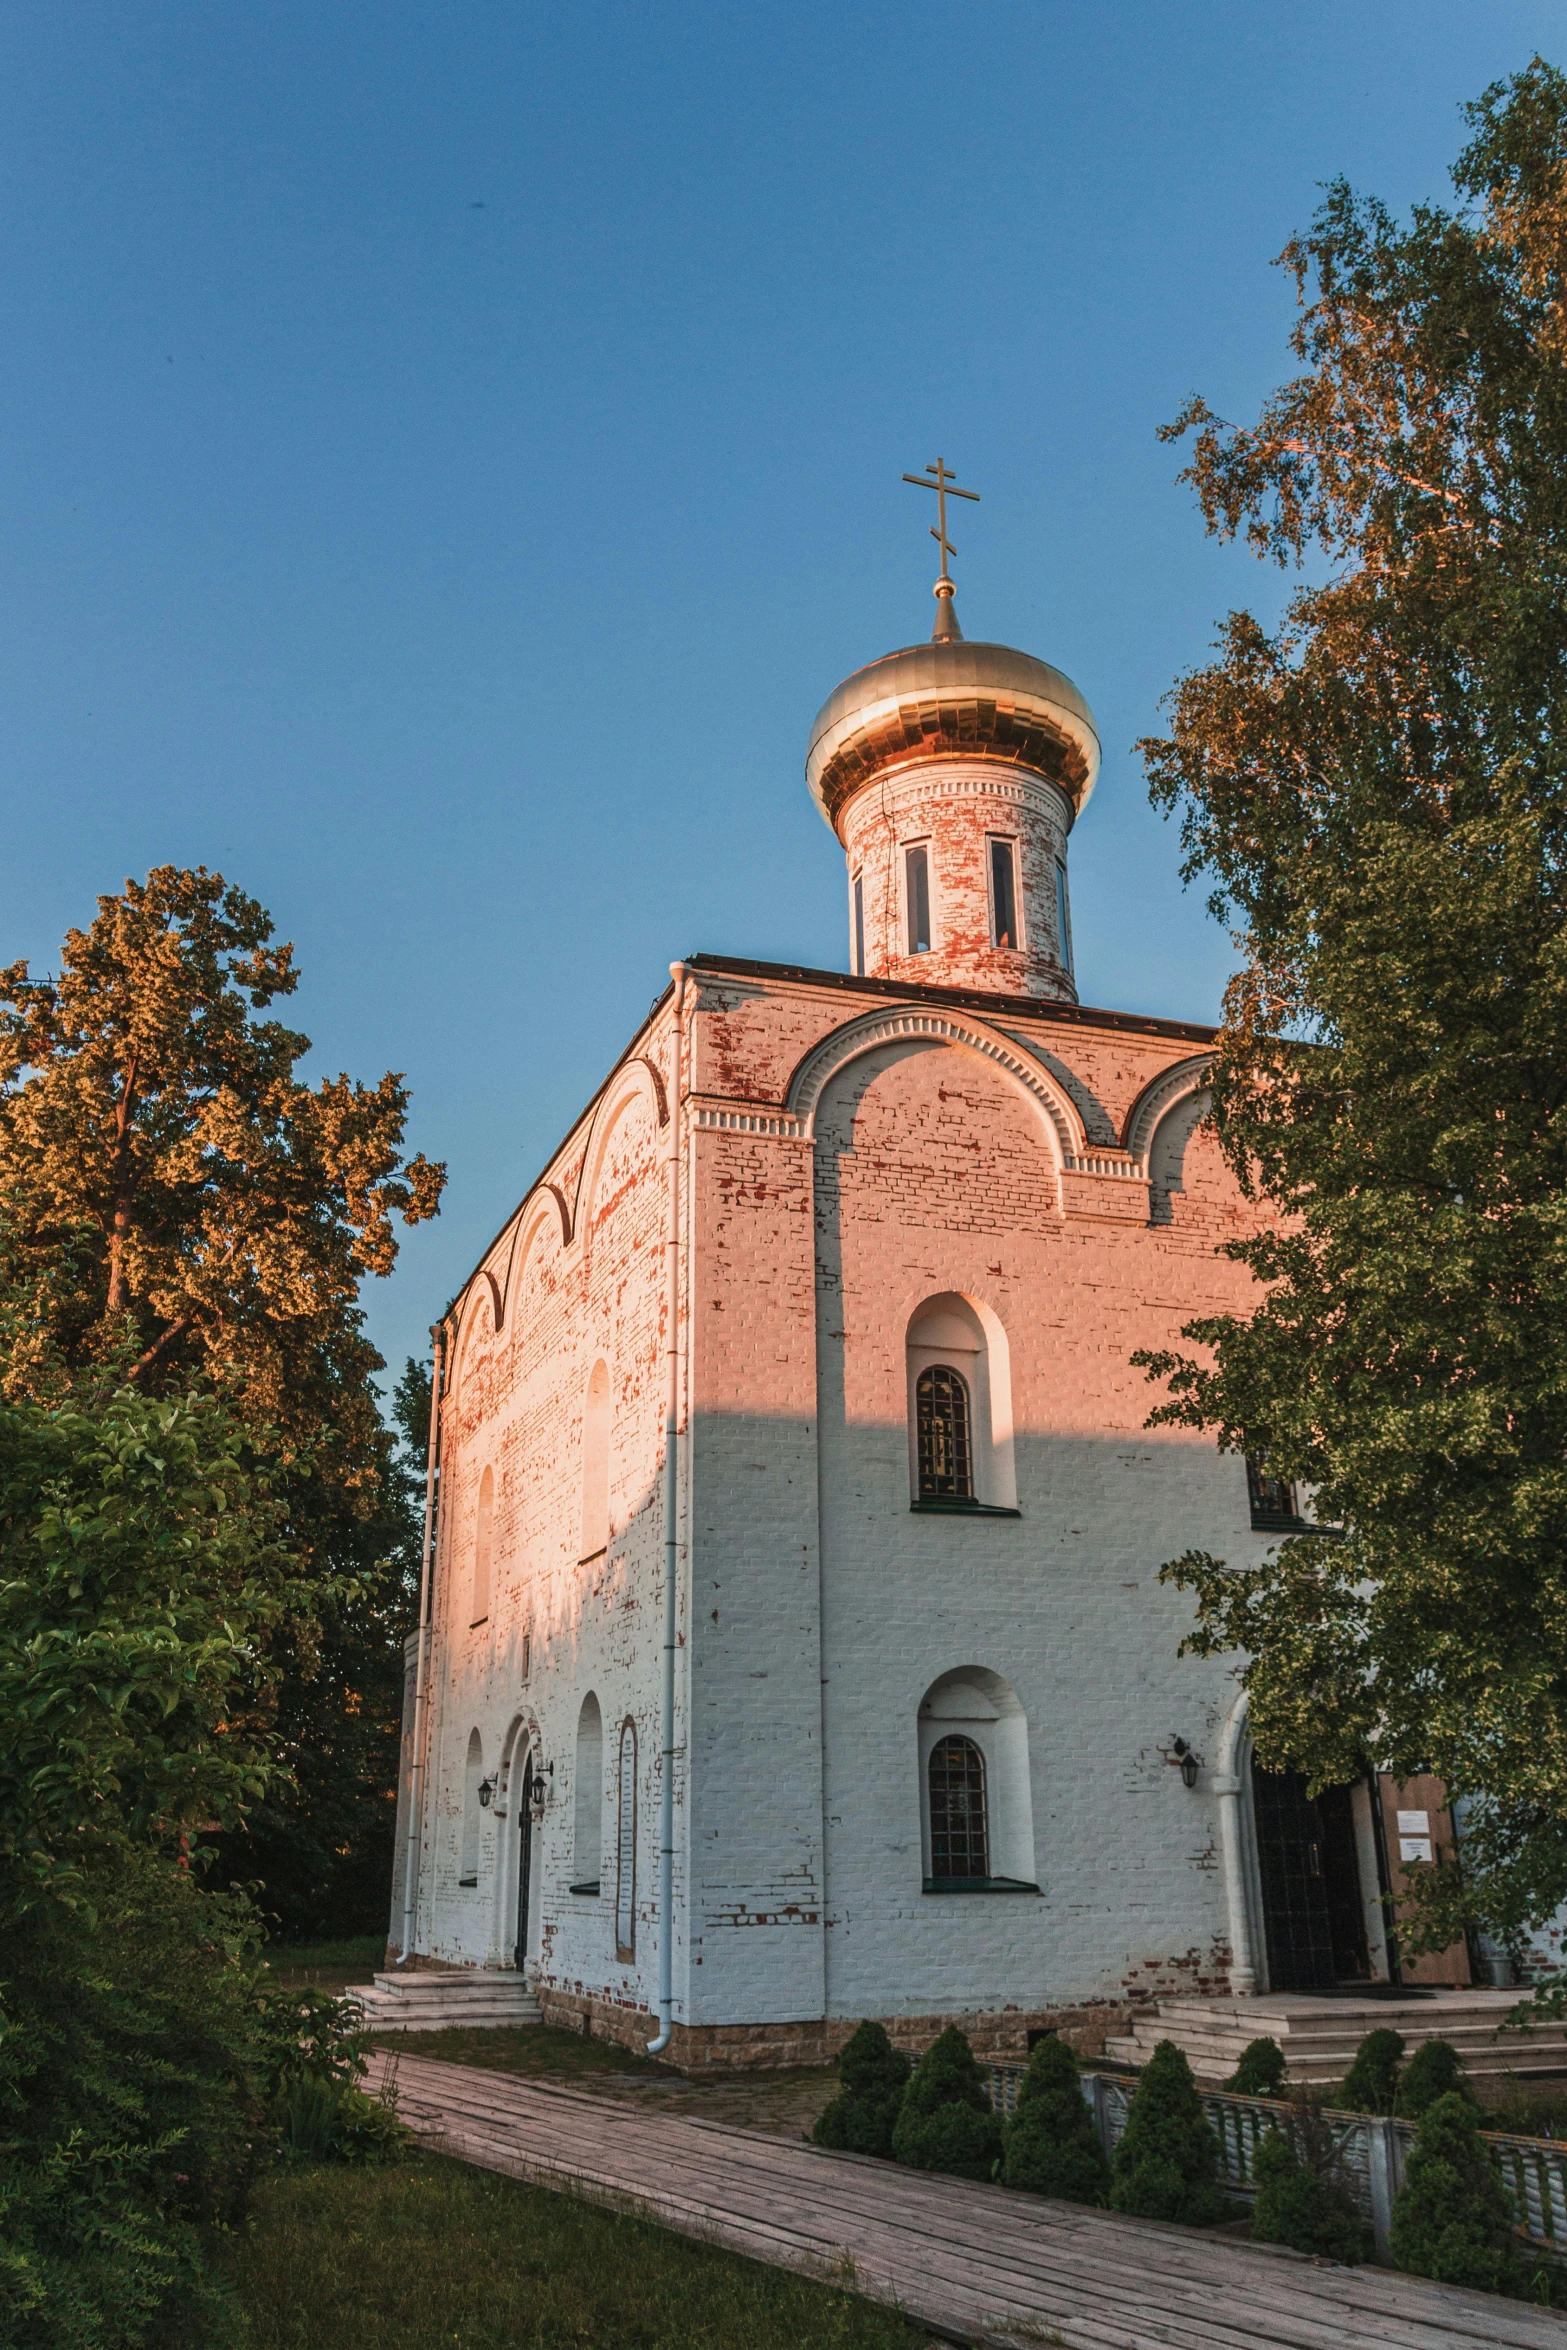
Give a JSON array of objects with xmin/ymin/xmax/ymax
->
[{"xmin": 984, "ymin": 2062, "xmax": 1567, "ymax": 2267}]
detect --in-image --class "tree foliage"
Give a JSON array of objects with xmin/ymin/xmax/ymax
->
[
  {"xmin": 0, "ymin": 1380, "xmax": 302, "ymax": 1908},
  {"xmin": 999, "ymin": 2035, "xmax": 1109, "ymax": 2204},
  {"xmin": 812, "ymin": 2020, "xmax": 911, "ymax": 2158},
  {"xmin": 1135, "ymin": 57, "xmax": 1567, "ymax": 1953},
  {"xmin": 890, "ymin": 2026, "xmax": 1003, "ymax": 2180},
  {"xmin": 0, "ymin": 864, "xmax": 441, "ymax": 1438},
  {"xmin": 0, "ymin": 868, "xmax": 443, "ymax": 1935},
  {"xmin": 1389, "ymin": 2091, "xmax": 1529, "ymax": 2295},
  {"xmin": 1107, "ymin": 2041, "xmax": 1228, "ymax": 2226}
]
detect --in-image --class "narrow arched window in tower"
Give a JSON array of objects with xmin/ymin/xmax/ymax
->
[
  {"xmin": 916, "ymin": 1364, "xmax": 973, "ymax": 1501},
  {"xmin": 853, "ymin": 872, "xmax": 866, "ymax": 975},
  {"xmin": 990, "ymin": 838, "xmax": 1019, "ymax": 950},
  {"xmin": 929, "ymin": 1733, "xmax": 989, "ymax": 1881},
  {"xmin": 471, "ymin": 1465, "xmax": 493, "ymax": 1627},
  {"xmin": 615, "ymin": 1720, "xmax": 637, "ymax": 1959},
  {"xmin": 1055, "ymin": 860, "xmax": 1072, "ymax": 972},
  {"xmin": 905, "ymin": 844, "xmax": 931, "ymax": 954}
]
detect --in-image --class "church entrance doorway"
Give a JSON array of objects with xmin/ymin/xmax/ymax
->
[
  {"xmin": 514, "ymin": 1746, "xmax": 535, "ymax": 1975},
  {"xmin": 1251, "ymin": 1762, "xmax": 1372, "ymax": 1992}
]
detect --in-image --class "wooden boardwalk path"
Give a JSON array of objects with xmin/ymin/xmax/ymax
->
[{"xmin": 366, "ymin": 2049, "xmax": 1567, "ymax": 2350}]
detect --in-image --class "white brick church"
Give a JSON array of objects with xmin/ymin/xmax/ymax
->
[{"xmin": 383, "ymin": 547, "xmax": 1472, "ymax": 2068}]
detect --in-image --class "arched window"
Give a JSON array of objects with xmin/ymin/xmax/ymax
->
[
  {"xmin": 459, "ymin": 1728, "xmax": 484, "ymax": 1885},
  {"xmin": 916, "ymin": 1364, "xmax": 973, "ymax": 1501},
  {"xmin": 580, "ymin": 1360, "xmax": 610, "ymax": 1560},
  {"xmin": 928, "ymin": 1733, "xmax": 988, "ymax": 1881},
  {"xmin": 615, "ymin": 1720, "xmax": 637, "ymax": 1959},
  {"xmin": 471, "ymin": 1465, "xmax": 494, "ymax": 1627},
  {"xmin": 573, "ymin": 1693, "xmax": 603, "ymax": 1894}
]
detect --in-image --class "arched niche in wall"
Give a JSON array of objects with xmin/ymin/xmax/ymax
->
[
  {"xmin": 916, "ymin": 1666, "xmax": 1036, "ymax": 1889},
  {"xmin": 573, "ymin": 1692, "xmax": 603, "ymax": 1895},
  {"xmin": 906, "ymin": 1294, "xmax": 1016, "ymax": 1510},
  {"xmin": 459, "ymin": 1727, "xmax": 484, "ymax": 1886},
  {"xmin": 579, "ymin": 1359, "xmax": 611, "ymax": 1561},
  {"xmin": 471, "ymin": 1464, "xmax": 494, "ymax": 1627}
]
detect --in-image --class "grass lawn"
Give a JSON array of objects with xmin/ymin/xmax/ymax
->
[
  {"xmin": 262, "ymin": 1935, "xmax": 385, "ymax": 1994},
  {"xmin": 226, "ymin": 2152, "xmax": 925, "ymax": 2350}
]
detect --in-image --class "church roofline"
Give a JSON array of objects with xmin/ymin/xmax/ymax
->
[
  {"xmin": 682, "ymin": 952, "xmax": 1218, "ymax": 1046},
  {"xmin": 439, "ymin": 952, "xmax": 1217, "ymax": 1328}
]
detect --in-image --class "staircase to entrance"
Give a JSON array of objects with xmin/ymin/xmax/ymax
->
[
  {"xmin": 345, "ymin": 1969, "xmax": 541, "ymax": 2033},
  {"xmin": 1106, "ymin": 1988, "xmax": 1567, "ymax": 2086}
]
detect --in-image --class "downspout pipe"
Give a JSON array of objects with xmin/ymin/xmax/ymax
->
[
  {"xmin": 647, "ymin": 962, "xmax": 689, "ymax": 2054},
  {"xmin": 1211, "ymin": 1684, "xmax": 1257, "ymax": 1998},
  {"xmin": 397, "ymin": 1324, "xmax": 445, "ymax": 1962}
]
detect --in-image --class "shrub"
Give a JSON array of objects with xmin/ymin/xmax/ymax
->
[
  {"xmin": 1225, "ymin": 2037, "xmax": 1287, "ymax": 2097},
  {"xmin": 891, "ymin": 2026, "xmax": 1003, "ymax": 2181},
  {"xmin": 1108, "ymin": 2040, "xmax": 1229, "ymax": 2226},
  {"xmin": 1338, "ymin": 2026, "xmax": 1405, "ymax": 2114},
  {"xmin": 1390, "ymin": 2090, "xmax": 1529, "ymax": 2296},
  {"xmin": 1394, "ymin": 2039, "xmax": 1472, "ymax": 2121},
  {"xmin": 813, "ymin": 2022, "xmax": 911, "ymax": 2159},
  {"xmin": 1000, "ymin": 2036, "xmax": 1109, "ymax": 2204},
  {"xmin": 273, "ymin": 2073, "xmax": 411, "ymax": 2166},
  {"xmin": 1250, "ymin": 2126, "xmax": 1373, "ymax": 2264}
]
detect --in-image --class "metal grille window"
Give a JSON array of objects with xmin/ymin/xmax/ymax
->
[
  {"xmin": 916, "ymin": 1364, "xmax": 973, "ymax": 1500},
  {"xmin": 929, "ymin": 1734, "xmax": 989, "ymax": 1880},
  {"xmin": 1247, "ymin": 1457, "xmax": 1299, "ymax": 1528}
]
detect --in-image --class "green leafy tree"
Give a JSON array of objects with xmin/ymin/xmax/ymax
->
[
  {"xmin": 999, "ymin": 2035, "xmax": 1109, "ymax": 2204},
  {"xmin": 0, "ymin": 1377, "xmax": 333, "ymax": 2349},
  {"xmin": 1390, "ymin": 2091, "xmax": 1528, "ymax": 2295},
  {"xmin": 1134, "ymin": 58, "xmax": 1567, "ymax": 1958},
  {"xmin": 0, "ymin": 869, "xmax": 443, "ymax": 1934},
  {"xmin": 1339, "ymin": 2027, "xmax": 1405, "ymax": 2115},
  {"xmin": 812, "ymin": 2021, "xmax": 911, "ymax": 2158},
  {"xmin": 890, "ymin": 2026, "xmax": 1003, "ymax": 2181},
  {"xmin": 1225, "ymin": 2037, "xmax": 1288, "ymax": 2097},
  {"xmin": 1108, "ymin": 2041, "xmax": 1228, "ymax": 2226}
]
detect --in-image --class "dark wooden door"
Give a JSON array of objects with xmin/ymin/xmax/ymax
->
[{"xmin": 1252, "ymin": 1762, "xmax": 1339, "ymax": 1991}]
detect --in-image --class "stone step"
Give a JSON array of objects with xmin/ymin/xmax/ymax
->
[
  {"xmin": 344, "ymin": 1969, "xmax": 541, "ymax": 2034},
  {"xmin": 1102, "ymin": 1988, "xmax": 1567, "ymax": 2085}
]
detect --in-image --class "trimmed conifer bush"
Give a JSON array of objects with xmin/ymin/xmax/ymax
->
[
  {"xmin": 1389, "ymin": 2090, "xmax": 1528, "ymax": 2296},
  {"xmin": 1394, "ymin": 2038, "xmax": 1472, "ymax": 2121},
  {"xmin": 1225, "ymin": 2037, "xmax": 1287, "ymax": 2097},
  {"xmin": 890, "ymin": 2025, "xmax": 1003, "ymax": 2181},
  {"xmin": 1107, "ymin": 2040, "xmax": 1229, "ymax": 2226},
  {"xmin": 999, "ymin": 2035, "xmax": 1110, "ymax": 2204},
  {"xmin": 1339, "ymin": 2026, "xmax": 1404, "ymax": 2114},
  {"xmin": 1250, "ymin": 2128, "xmax": 1373, "ymax": 2263},
  {"xmin": 812, "ymin": 2021, "xmax": 911, "ymax": 2159}
]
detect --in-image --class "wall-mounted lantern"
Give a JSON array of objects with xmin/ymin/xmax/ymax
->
[
  {"xmin": 1171, "ymin": 1737, "xmax": 1200, "ymax": 1790},
  {"xmin": 478, "ymin": 1777, "xmax": 496, "ymax": 1809}
]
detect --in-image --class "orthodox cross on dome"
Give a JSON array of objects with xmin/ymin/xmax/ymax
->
[{"xmin": 901, "ymin": 458, "xmax": 979, "ymax": 640}]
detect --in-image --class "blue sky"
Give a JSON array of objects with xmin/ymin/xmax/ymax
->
[{"xmin": 2, "ymin": 3, "xmax": 1558, "ymax": 1384}]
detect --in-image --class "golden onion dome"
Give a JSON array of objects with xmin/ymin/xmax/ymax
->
[{"xmin": 805, "ymin": 607, "xmax": 1101, "ymax": 841}]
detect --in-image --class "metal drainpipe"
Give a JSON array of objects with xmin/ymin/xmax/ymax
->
[
  {"xmin": 647, "ymin": 962, "xmax": 689, "ymax": 2055},
  {"xmin": 397, "ymin": 1323, "xmax": 445, "ymax": 1962}
]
